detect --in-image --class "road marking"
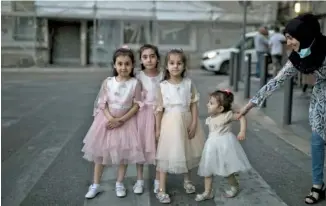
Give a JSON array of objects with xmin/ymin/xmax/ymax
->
[{"xmin": 1, "ymin": 121, "xmax": 84, "ymax": 206}]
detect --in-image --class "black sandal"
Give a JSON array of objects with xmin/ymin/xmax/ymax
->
[{"xmin": 305, "ymin": 183, "xmax": 326, "ymax": 204}]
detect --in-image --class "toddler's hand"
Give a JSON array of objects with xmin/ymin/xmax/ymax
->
[
  {"xmin": 237, "ymin": 131, "xmax": 246, "ymax": 141},
  {"xmin": 188, "ymin": 123, "xmax": 196, "ymax": 139}
]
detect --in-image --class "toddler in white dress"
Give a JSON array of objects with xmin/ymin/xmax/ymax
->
[{"xmin": 195, "ymin": 89, "xmax": 252, "ymax": 202}]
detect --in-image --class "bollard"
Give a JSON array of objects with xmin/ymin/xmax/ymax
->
[
  {"xmin": 233, "ymin": 51, "xmax": 240, "ymax": 92},
  {"xmin": 229, "ymin": 52, "xmax": 234, "ymax": 86},
  {"xmin": 283, "ymin": 77, "xmax": 294, "ymax": 125},
  {"xmin": 244, "ymin": 53, "xmax": 251, "ymax": 99},
  {"xmin": 260, "ymin": 53, "xmax": 269, "ymax": 108}
]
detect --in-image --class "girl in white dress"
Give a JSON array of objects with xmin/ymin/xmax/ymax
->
[
  {"xmin": 195, "ymin": 89, "xmax": 252, "ymax": 202},
  {"xmin": 154, "ymin": 49, "xmax": 205, "ymax": 204}
]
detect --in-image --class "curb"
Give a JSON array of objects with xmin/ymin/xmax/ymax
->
[{"xmin": 216, "ymin": 80, "xmax": 311, "ymax": 157}]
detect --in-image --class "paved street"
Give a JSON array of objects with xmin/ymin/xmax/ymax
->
[{"xmin": 2, "ymin": 69, "xmax": 325, "ymax": 206}]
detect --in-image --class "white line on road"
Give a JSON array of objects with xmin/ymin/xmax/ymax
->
[{"xmin": 1, "ymin": 121, "xmax": 84, "ymax": 206}]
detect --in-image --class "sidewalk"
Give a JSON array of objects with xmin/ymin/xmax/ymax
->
[
  {"xmin": 217, "ymin": 78, "xmax": 312, "ymax": 156},
  {"xmin": 83, "ymin": 165, "xmax": 288, "ymax": 206}
]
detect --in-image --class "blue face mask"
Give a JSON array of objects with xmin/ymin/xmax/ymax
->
[{"xmin": 297, "ymin": 39, "xmax": 315, "ymax": 58}]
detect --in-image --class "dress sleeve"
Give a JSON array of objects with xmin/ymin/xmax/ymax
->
[
  {"xmin": 154, "ymin": 85, "xmax": 164, "ymax": 114},
  {"xmin": 190, "ymin": 82, "xmax": 200, "ymax": 103},
  {"xmin": 133, "ymin": 80, "xmax": 144, "ymax": 108},
  {"xmin": 93, "ymin": 78, "xmax": 108, "ymax": 116},
  {"xmin": 250, "ymin": 60, "xmax": 298, "ymax": 107}
]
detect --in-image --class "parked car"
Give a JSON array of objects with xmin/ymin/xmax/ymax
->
[{"xmin": 200, "ymin": 30, "xmax": 274, "ymax": 74}]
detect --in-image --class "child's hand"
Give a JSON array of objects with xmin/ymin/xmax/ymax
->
[
  {"xmin": 107, "ymin": 118, "xmax": 123, "ymax": 129},
  {"xmin": 237, "ymin": 131, "xmax": 246, "ymax": 141},
  {"xmin": 155, "ymin": 128, "xmax": 160, "ymax": 141},
  {"xmin": 188, "ymin": 122, "xmax": 197, "ymax": 139}
]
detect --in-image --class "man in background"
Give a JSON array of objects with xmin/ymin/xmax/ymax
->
[
  {"xmin": 254, "ymin": 27, "xmax": 269, "ymax": 78},
  {"xmin": 269, "ymin": 26, "xmax": 286, "ymax": 77}
]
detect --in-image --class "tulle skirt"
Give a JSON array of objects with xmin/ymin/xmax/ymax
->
[
  {"xmin": 136, "ymin": 104, "xmax": 156, "ymax": 164},
  {"xmin": 156, "ymin": 111, "xmax": 205, "ymax": 174},
  {"xmin": 198, "ymin": 132, "xmax": 252, "ymax": 177},
  {"xmin": 82, "ymin": 108, "xmax": 145, "ymax": 165}
]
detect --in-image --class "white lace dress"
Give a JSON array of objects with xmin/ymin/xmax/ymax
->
[{"xmin": 197, "ymin": 111, "xmax": 252, "ymax": 177}]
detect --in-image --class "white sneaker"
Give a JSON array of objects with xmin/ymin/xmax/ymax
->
[
  {"xmin": 85, "ymin": 184, "xmax": 100, "ymax": 199},
  {"xmin": 153, "ymin": 181, "xmax": 159, "ymax": 194},
  {"xmin": 116, "ymin": 184, "xmax": 127, "ymax": 197},
  {"xmin": 133, "ymin": 181, "xmax": 144, "ymax": 194}
]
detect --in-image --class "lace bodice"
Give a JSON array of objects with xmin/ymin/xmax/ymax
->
[
  {"xmin": 155, "ymin": 78, "xmax": 200, "ymax": 113},
  {"xmin": 206, "ymin": 111, "xmax": 234, "ymax": 135},
  {"xmin": 136, "ymin": 71, "xmax": 163, "ymax": 104},
  {"xmin": 93, "ymin": 77, "xmax": 141, "ymax": 116}
]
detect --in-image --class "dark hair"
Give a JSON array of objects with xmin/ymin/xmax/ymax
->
[
  {"xmin": 209, "ymin": 90, "xmax": 234, "ymax": 112},
  {"xmin": 274, "ymin": 26, "xmax": 280, "ymax": 32},
  {"xmin": 163, "ymin": 49, "xmax": 187, "ymax": 81},
  {"xmin": 139, "ymin": 44, "xmax": 160, "ymax": 70},
  {"xmin": 112, "ymin": 48, "xmax": 135, "ymax": 77}
]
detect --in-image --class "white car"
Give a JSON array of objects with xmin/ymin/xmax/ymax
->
[{"xmin": 201, "ymin": 30, "xmax": 274, "ymax": 74}]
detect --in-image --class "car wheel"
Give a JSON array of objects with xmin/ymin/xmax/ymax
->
[{"xmin": 215, "ymin": 61, "xmax": 229, "ymax": 75}]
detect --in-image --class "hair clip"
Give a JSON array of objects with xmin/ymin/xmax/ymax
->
[
  {"xmin": 169, "ymin": 48, "xmax": 184, "ymax": 52},
  {"xmin": 121, "ymin": 44, "xmax": 129, "ymax": 49},
  {"xmin": 223, "ymin": 89, "xmax": 231, "ymax": 94}
]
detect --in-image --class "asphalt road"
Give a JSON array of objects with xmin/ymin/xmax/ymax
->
[{"xmin": 1, "ymin": 69, "xmax": 325, "ymax": 206}]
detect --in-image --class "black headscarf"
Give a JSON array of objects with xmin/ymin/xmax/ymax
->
[{"xmin": 284, "ymin": 13, "xmax": 326, "ymax": 74}]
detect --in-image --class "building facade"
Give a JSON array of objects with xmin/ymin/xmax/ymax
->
[{"xmin": 1, "ymin": 1, "xmax": 278, "ymax": 68}]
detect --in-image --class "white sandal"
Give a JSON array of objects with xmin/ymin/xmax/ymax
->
[
  {"xmin": 156, "ymin": 189, "xmax": 171, "ymax": 204},
  {"xmin": 223, "ymin": 186, "xmax": 240, "ymax": 198},
  {"xmin": 195, "ymin": 190, "xmax": 214, "ymax": 201},
  {"xmin": 184, "ymin": 181, "xmax": 196, "ymax": 194}
]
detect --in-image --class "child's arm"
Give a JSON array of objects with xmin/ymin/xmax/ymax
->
[
  {"xmin": 117, "ymin": 103, "xmax": 140, "ymax": 122},
  {"xmin": 116, "ymin": 81, "xmax": 141, "ymax": 123},
  {"xmin": 232, "ymin": 113, "xmax": 247, "ymax": 140},
  {"xmin": 188, "ymin": 82, "xmax": 200, "ymax": 139},
  {"xmin": 154, "ymin": 87, "xmax": 164, "ymax": 140}
]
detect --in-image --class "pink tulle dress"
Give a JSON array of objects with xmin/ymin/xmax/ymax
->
[
  {"xmin": 82, "ymin": 77, "xmax": 145, "ymax": 165},
  {"xmin": 136, "ymin": 71, "xmax": 163, "ymax": 164}
]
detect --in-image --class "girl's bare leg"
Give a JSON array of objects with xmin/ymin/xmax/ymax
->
[
  {"xmin": 85, "ymin": 163, "xmax": 104, "ymax": 198},
  {"xmin": 94, "ymin": 163, "xmax": 104, "ymax": 184},
  {"xmin": 133, "ymin": 164, "xmax": 145, "ymax": 194},
  {"xmin": 116, "ymin": 164, "xmax": 128, "ymax": 197},
  {"xmin": 184, "ymin": 172, "xmax": 196, "ymax": 194}
]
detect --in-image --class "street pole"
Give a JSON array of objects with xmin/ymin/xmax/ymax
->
[
  {"xmin": 92, "ymin": 0, "xmax": 97, "ymax": 67},
  {"xmin": 241, "ymin": 1, "xmax": 247, "ymax": 81}
]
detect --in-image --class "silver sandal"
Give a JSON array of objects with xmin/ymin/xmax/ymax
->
[
  {"xmin": 184, "ymin": 181, "xmax": 196, "ymax": 194},
  {"xmin": 195, "ymin": 190, "xmax": 214, "ymax": 202}
]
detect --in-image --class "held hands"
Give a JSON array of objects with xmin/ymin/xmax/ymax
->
[
  {"xmin": 188, "ymin": 122, "xmax": 197, "ymax": 139},
  {"xmin": 107, "ymin": 117, "xmax": 124, "ymax": 130},
  {"xmin": 236, "ymin": 102, "xmax": 255, "ymax": 120}
]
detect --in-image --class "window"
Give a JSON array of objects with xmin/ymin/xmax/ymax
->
[
  {"xmin": 13, "ymin": 17, "xmax": 44, "ymax": 41},
  {"xmin": 122, "ymin": 21, "xmax": 151, "ymax": 47},
  {"xmin": 155, "ymin": 22, "xmax": 196, "ymax": 51},
  {"xmin": 244, "ymin": 37, "xmax": 255, "ymax": 50}
]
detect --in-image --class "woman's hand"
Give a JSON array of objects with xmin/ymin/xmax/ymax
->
[{"xmin": 237, "ymin": 102, "xmax": 255, "ymax": 120}]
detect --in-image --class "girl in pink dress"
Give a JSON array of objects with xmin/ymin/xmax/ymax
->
[
  {"xmin": 83, "ymin": 48, "xmax": 145, "ymax": 199},
  {"xmin": 134, "ymin": 44, "xmax": 163, "ymax": 194}
]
